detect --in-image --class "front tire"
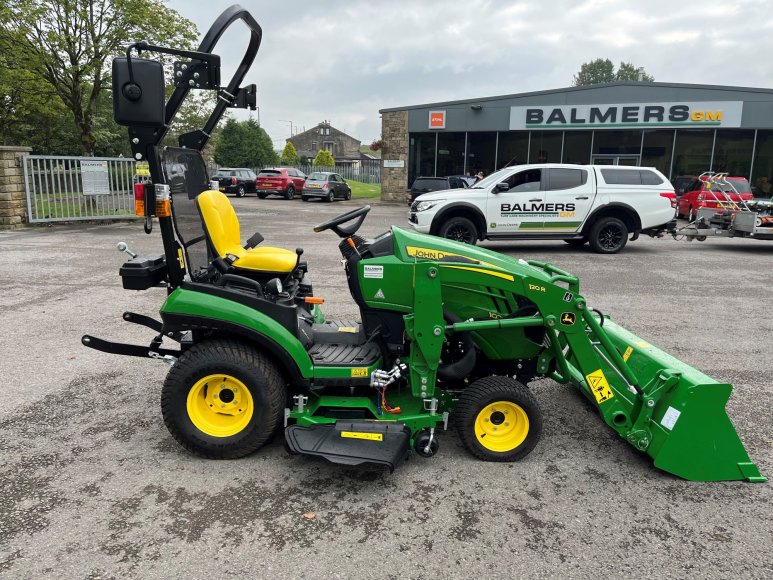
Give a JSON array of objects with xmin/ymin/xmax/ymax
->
[
  {"xmin": 285, "ymin": 185, "xmax": 295, "ymax": 200},
  {"xmin": 237, "ymin": 186, "xmax": 246, "ymax": 198},
  {"xmin": 438, "ymin": 216, "xmax": 478, "ymax": 245},
  {"xmin": 455, "ymin": 376, "xmax": 542, "ymax": 462},
  {"xmin": 161, "ymin": 339, "xmax": 286, "ymax": 459},
  {"xmin": 588, "ymin": 216, "xmax": 628, "ymax": 254},
  {"xmin": 688, "ymin": 207, "xmax": 697, "ymax": 222}
]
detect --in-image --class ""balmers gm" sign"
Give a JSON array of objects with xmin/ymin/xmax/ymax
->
[{"xmin": 509, "ymin": 101, "xmax": 743, "ymax": 130}]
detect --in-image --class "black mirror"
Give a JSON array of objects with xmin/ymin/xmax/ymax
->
[
  {"xmin": 494, "ymin": 182, "xmax": 509, "ymax": 193},
  {"xmin": 112, "ymin": 57, "xmax": 165, "ymax": 127}
]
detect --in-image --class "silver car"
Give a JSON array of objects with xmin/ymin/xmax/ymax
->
[{"xmin": 301, "ymin": 172, "xmax": 352, "ymax": 202}]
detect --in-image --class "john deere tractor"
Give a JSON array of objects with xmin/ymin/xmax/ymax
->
[{"xmin": 83, "ymin": 5, "xmax": 765, "ymax": 482}]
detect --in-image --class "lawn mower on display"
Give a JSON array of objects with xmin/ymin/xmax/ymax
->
[{"xmin": 82, "ymin": 5, "xmax": 765, "ymax": 482}]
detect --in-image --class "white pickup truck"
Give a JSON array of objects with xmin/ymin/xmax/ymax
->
[{"xmin": 408, "ymin": 164, "xmax": 677, "ymax": 253}]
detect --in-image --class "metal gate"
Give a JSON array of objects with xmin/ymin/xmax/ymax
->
[{"xmin": 24, "ymin": 155, "xmax": 138, "ymax": 223}]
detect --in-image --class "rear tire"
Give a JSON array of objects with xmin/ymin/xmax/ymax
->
[
  {"xmin": 455, "ymin": 376, "xmax": 542, "ymax": 462},
  {"xmin": 588, "ymin": 216, "xmax": 628, "ymax": 254},
  {"xmin": 438, "ymin": 216, "xmax": 478, "ymax": 245},
  {"xmin": 257, "ymin": 192, "xmax": 268, "ymax": 200},
  {"xmin": 326, "ymin": 190, "xmax": 335, "ymax": 203},
  {"xmin": 161, "ymin": 339, "xmax": 286, "ymax": 459},
  {"xmin": 345, "ymin": 188, "xmax": 352, "ymax": 201},
  {"xmin": 285, "ymin": 185, "xmax": 295, "ymax": 200},
  {"xmin": 237, "ymin": 186, "xmax": 246, "ymax": 198}
]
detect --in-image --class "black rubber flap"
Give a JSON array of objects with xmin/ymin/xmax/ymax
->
[{"xmin": 285, "ymin": 422, "xmax": 410, "ymax": 472}]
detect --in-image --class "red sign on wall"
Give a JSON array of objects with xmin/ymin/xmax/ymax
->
[{"xmin": 429, "ymin": 110, "xmax": 446, "ymax": 129}]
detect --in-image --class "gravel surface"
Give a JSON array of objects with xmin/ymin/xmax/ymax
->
[{"xmin": 0, "ymin": 197, "xmax": 770, "ymax": 579}]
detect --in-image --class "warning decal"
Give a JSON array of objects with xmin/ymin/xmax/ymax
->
[
  {"xmin": 585, "ymin": 369, "xmax": 614, "ymax": 404},
  {"xmin": 622, "ymin": 346, "xmax": 634, "ymax": 362}
]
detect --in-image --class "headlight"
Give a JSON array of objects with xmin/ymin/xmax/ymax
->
[{"xmin": 415, "ymin": 199, "xmax": 444, "ymax": 212}]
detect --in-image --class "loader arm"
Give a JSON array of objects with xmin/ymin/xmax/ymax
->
[{"xmin": 411, "ymin": 254, "xmax": 765, "ymax": 482}]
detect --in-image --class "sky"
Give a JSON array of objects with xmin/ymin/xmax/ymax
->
[{"xmin": 167, "ymin": 0, "xmax": 773, "ymax": 149}]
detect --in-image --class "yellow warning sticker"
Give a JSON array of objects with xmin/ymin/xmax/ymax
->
[
  {"xmin": 351, "ymin": 368, "xmax": 369, "ymax": 378},
  {"xmin": 338, "ymin": 326, "xmax": 357, "ymax": 333},
  {"xmin": 585, "ymin": 369, "xmax": 614, "ymax": 404},
  {"xmin": 341, "ymin": 431, "xmax": 382, "ymax": 441},
  {"xmin": 622, "ymin": 346, "xmax": 634, "ymax": 362}
]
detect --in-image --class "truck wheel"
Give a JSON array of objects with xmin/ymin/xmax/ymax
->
[
  {"xmin": 161, "ymin": 339, "xmax": 286, "ymax": 459},
  {"xmin": 588, "ymin": 216, "xmax": 628, "ymax": 254},
  {"xmin": 439, "ymin": 216, "xmax": 478, "ymax": 245},
  {"xmin": 285, "ymin": 185, "xmax": 295, "ymax": 200},
  {"xmin": 237, "ymin": 186, "xmax": 246, "ymax": 198},
  {"xmin": 455, "ymin": 376, "xmax": 542, "ymax": 462}
]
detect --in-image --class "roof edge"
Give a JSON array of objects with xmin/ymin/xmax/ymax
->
[{"xmin": 378, "ymin": 81, "xmax": 773, "ymax": 113}]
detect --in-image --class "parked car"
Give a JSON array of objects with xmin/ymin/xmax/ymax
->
[
  {"xmin": 212, "ymin": 168, "xmax": 257, "ymax": 197},
  {"xmin": 676, "ymin": 176, "xmax": 753, "ymax": 220},
  {"xmin": 408, "ymin": 175, "xmax": 469, "ymax": 204},
  {"xmin": 409, "ymin": 164, "xmax": 676, "ymax": 254},
  {"xmin": 255, "ymin": 168, "xmax": 307, "ymax": 200},
  {"xmin": 302, "ymin": 172, "xmax": 351, "ymax": 202},
  {"xmin": 671, "ymin": 175, "xmax": 696, "ymax": 198}
]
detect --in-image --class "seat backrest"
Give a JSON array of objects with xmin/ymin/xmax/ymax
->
[{"xmin": 196, "ymin": 190, "xmax": 245, "ymax": 259}]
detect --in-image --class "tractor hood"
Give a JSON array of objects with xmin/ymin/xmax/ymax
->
[{"xmin": 390, "ymin": 226, "xmax": 556, "ymax": 286}]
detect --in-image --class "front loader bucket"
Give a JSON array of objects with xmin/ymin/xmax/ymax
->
[{"xmin": 592, "ymin": 319, "xmax": 765, "ymax": 482}]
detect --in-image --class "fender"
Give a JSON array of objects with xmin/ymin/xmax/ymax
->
[
  {"xmin": 581, "ymin": 202, "xmax": 642, "ymax": 234},
  {"xmin": 430, "ymin": 202, "xmax": 487, "ymax": 237},
  {"xmin": 160, "ymin": 287, "xmax": 313, "ymax": 383}
]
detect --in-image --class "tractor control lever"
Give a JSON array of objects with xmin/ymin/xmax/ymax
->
[{"xmin": 116, "ymin": 241, "xmax": 137, "ymax": 259}]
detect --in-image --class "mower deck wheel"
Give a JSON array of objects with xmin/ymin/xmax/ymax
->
[
  {"xmin": 454, "ymin": 376, "xmax": 542, "ymax": 462},
  {"xmin": 161, "ymin": 339, "xmax": 286, "ymax": 459}
]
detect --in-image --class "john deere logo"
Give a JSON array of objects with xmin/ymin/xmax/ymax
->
[
  {"xmin": 560, "ymin": 312, "xmax": 576, "ymax": 326},
  {"xmin": 490, "ymin": 222, "xmax": 496, "ymax": 228}
]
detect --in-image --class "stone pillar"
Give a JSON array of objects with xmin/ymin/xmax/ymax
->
[
  {"xmin": 0, "ymin": 146, "xmax": 32, "ymax": 229},
  {"xmin": 380, "ymin": 110, "xmax": 409, "ymax": 202}
]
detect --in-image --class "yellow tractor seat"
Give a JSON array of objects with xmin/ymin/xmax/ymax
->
[{"xmin": 195, "ymin": 190, "xmax": 297, "ymax": 274}]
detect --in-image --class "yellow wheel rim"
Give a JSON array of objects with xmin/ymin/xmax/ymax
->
[
  {"xmin": 474, "ymin": 401, "xmax": 529, "ymax": 452},
  {"xmin": 186, "ymin": 374, "xmax": 254, "ymax": 438}
]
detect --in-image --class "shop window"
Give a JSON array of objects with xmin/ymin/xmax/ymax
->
[
  {"xmin": 436, "ymin": 132, "xmax": 466, "ymax": 177},
  {"xmin": 466, "ymin": 132, "xmax": 496, "ymax": 176},
  {"xmin": 751, "ymin": 130, "xmax": 773, "ymax": 198},
  {"xmin": 497, "ymin": 132, "xmax": 529, "ymax": 169},
  {"xmin": 712, "ymin": 129, "xmax": 754, "ymax": 178},
  {"xmin": 528, "ymin": 131, "xmax": 562, "ymax": 163},
  {"xmin": 641, "ymin": 129, "xmax": 675, "ymax": 178},
  {"xmin": 592, "ymin": 130, "xmax": 643, "ymax": 156},
  {"xmin": 562, "ymin": 131, "xmax": 592, "ymax": 164},
  {"xmin": 408, "ymin": 133, "xmax": 436, "ymax": 186},
  {"xmin": 672, "ymin": 130, "xmax": 714, "ymax": 178}
]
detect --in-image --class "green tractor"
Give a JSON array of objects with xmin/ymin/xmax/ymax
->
[{"xmin": 84, "ymin": 5, "xmax": 765, "ymax": 482}]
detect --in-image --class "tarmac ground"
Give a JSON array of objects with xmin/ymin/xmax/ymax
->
[{"xmin": 0, "ymin": 197, "xmax": 771, "ymax": 578}]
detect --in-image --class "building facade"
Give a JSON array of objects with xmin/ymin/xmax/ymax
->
[
  {"xmin": 379, "ymin": 82, "xmax": 773, "ymax": 201},
  {"xmin": 287, "ymin": 121, "xmax": 363, "ymax": 164}
]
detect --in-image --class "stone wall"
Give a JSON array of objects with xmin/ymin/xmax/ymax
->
[
  {"xmin": 380, "ymin": 110, "xmax": 408, "ymax": 202},
  {"xmin": 0, "ymin": 146, "xmax": 32, "ymax": 229}
]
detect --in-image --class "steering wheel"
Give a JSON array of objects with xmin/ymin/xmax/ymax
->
[{"xmin": 313, "ymin": 205, "xmax": 371, "ymax": 238}]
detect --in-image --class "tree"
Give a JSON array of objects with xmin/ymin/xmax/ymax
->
[
  {"xmin": 313, "ymin": 149, "xmax": 335, "ymax": 167},
  {"xmin": 0, "ymin": 0, "xmax": 197, "ymax": 155},
  {"xmin": 213, "ymin": 117, "xmax": 278, "ymax": 168},
  {"xmin": 280, "ymin": 141, "xmax": 299, "ymax": 166},
  {"xmin": 573, "ymin": 58, "xmax": 654, "ymax": 86}
]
